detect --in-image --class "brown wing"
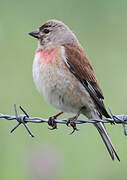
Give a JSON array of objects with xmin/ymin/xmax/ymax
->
[{"xmin": 64, "ymin": 44, "xmax": 110, "ymax": 118}]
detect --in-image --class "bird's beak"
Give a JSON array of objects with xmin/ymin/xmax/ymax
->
[{"xmin": 29, "ymin": 29, "xmax": 40, "ymax": 39}]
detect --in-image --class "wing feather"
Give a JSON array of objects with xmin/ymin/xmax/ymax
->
[{"xmin": 64, "ymin": 44, "xmax": 110, "ymax": 118}]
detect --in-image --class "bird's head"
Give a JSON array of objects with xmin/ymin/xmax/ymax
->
[{"xmin": 29, "ymin": 19, "xmax": 78, "ymax": 49}]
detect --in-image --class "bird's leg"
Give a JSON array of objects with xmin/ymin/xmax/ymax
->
[
  {"xmin": 66, "ymin": 111, "xmax": 81, "ymax": 134},
  {"xmin": 48, "ymin": 112, "xmax": 63, "ymax": 130}
]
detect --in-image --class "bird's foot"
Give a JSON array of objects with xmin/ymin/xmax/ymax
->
[
  {"xmin": 48, "ymin": 112, "xmax": 63, "ymax": 130},
  {"xmin": 66, "ymin": 115, "xmax": 79, "ymax": 134},
  {"xmin": 48, "ymin": 116, "xmax": 57, "ymax": 130}
]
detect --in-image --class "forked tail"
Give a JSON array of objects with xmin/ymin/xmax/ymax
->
[{"xmin": 95, "ymin": 122, "xmax": 120, "ymax": 161}]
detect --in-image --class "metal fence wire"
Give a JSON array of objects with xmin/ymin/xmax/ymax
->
[{"xmin": 0, "ymin": 104, "xmax": 127, "ymax": 137}]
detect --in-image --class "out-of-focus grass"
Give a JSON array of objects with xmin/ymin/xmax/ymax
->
[{"xmin": 0, "ymin": 0, "xmax": 127, "ymax": 179}]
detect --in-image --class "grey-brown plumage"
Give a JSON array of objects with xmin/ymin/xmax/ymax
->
[{"xmin": 29, "ymin": 19, "xmax": 120, "ymax": 161}]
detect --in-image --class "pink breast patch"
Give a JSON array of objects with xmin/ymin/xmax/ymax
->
[{"xmin": 36, "ymin": 49, "xmax": 56, "ymax": 64}]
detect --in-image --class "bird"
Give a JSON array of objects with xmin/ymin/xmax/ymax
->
[{"xmin": 29, "ymin": 19, "xmax": 120, "ymax": 161}]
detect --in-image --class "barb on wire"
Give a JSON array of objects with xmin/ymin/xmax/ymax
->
[{"xmin": 0, "ymin": 104, "xmax": 127, "ymax": 137}]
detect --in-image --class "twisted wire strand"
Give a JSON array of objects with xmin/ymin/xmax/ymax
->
[{"xmin": 0, "ymin": 104, "xmax": 127, "ymax": 137}]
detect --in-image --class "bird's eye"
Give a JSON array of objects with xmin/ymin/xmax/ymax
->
[{"xmin": 43, "ymin": 29, "xmax": 50, "ymax": 34}]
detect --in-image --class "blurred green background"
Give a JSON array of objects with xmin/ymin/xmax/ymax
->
[{"xmin": 0, "ymin": 0, "xmax": 127, "ymax": 179}]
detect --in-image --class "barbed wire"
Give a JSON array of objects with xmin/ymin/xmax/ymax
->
[{"xmin": 0, "ymin": 104, "xmax": 127, "ymax": 137}]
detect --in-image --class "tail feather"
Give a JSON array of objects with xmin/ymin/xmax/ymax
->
[{"xmin": 95, "ymin": 122, "xmax": 120, "ymax": 161}]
